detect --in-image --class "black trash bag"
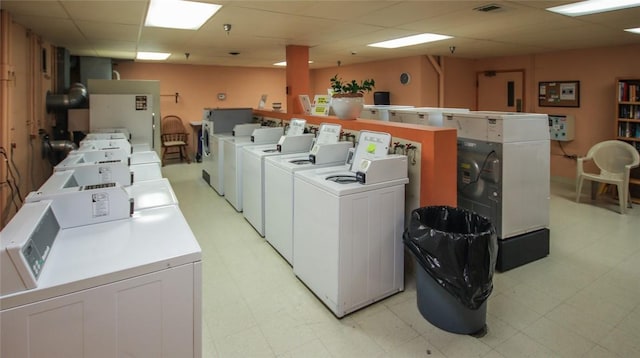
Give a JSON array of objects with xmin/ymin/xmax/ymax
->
[{"xmin": 403, "ymin": 206, "xmax": 498, "ymax": 310}]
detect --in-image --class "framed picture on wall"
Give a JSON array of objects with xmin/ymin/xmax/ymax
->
[{"xmin": 539, "ymin": 81, "xmax": 580, "ymax": 107}]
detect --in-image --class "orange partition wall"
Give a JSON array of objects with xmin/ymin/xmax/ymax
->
[{"xmin": 254, "ymin": 109, "xmax": 457, "ymax": 207}]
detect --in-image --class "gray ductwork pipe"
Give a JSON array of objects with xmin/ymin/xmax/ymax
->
[
  {"xmin": 48, "ymin": 140, "xmax": 78, "ymax": 153},
  {"xmin": 46, "ymin": 82, "xmax": 88, "ymax": 112}
]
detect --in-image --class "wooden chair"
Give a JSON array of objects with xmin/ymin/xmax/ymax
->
[{"xmin": 161, "ymin": 115, "xmax": 191, "ymax": 166}]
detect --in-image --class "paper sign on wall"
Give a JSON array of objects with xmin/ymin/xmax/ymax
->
[
  {"xmin": 312, "ymin": 95, "xmax": 331, "ymax": 116},
  {"xmin": 287, "ymin": 118, "xmax": 306, "ymax": 136},
  {"xmin": 299, "ymin": 95, "xmax": 312, "ymax": 114},
  {"xmin": 316, "ymin": 123, "xmax": 341, "ymax": 144}
]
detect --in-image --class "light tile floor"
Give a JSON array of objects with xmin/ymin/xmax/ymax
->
[{"xmin": 162, "ymin": 163, "xmax": 640, "ymax": 358}]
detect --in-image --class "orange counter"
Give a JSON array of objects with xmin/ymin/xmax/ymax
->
[{"xmin": 253, "ymin": 109, "xmax": 457, "ymax": 207}]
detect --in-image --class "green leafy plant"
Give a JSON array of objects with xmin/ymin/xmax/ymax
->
[{"xmin": 330, "ymin": 74, "xmax": 375, "ymax": 97}]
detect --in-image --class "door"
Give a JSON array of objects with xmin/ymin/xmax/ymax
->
[{"xmin": 477, "ymin": 70, "xmax": 524, "ymax": 112}]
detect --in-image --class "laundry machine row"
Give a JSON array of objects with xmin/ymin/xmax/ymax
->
[
  {"xmin": 223, "ymin": 126, "xmax": 285, "ymax": 211},
  {"xmin": 1, "ymin": 128, "xmax": 202, "ymax": 357},
  {"xmin": 200, "ymin": 107, "xmax": 256, "ymax": 194},
  {"xmin": 262, "ymin": 123, "xmax": 347, "ymax": 261},
  {"xmin": 242, "ymin": 124, "xmax": 315, "ymax": 236}
]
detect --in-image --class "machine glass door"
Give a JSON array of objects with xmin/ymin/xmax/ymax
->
[{"xmin": 201, "ymin": 122, "xmax": 212, "ymax": 157}]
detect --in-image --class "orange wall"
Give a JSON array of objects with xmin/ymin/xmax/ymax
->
[
  {"xmin": 1, "ymin": 15, "xmax": 55, "ymax": 228},
  {"xmin": 114, "ymin": 61, "xmax": 286, "ymax": 120},
  {"xmin": 442, "ymin": 56, "xmax": 477, "ymax": 110},
  {"xmin": 474, "ymin": 44, "xmax": 640, "ymax": 179},
  {"xmin": 310, "ymin": 56, "xmax": 438, "ymax": 107}
]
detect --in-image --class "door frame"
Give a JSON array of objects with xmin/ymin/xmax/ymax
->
[{"xmin": 475, "ymin": 69, "xmax": 526, "ymax": 112}]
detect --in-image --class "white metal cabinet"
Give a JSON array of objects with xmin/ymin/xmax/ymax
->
[{"xmin": 1, "ymin": 262, "xmax": 201, "ymax": 358}]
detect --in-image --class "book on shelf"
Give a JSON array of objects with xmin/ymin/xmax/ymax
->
[
  {"xmin": 619, "ymin": 81, "xmax": 640, "ymax": 102},
  {"xmin": 618, "ymin": 104, "xmax": 640, "ymax": 119}
]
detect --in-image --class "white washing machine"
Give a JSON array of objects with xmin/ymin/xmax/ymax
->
[
  {"xmin": 201, "ymin": 108, "xmax": 256, "ymax": 194},
  {"xmin": 223, "ymin": 127, "xmax": 284, "ymax": 211},
  {"xmin": 130, "ymin": 150, "xmax": 161, "ymax": 166},
  {"xmin": 292, "ymin": 131, "xmax": 408, "ymax": 317},
  {"xmin": 443, "ymin": 111, "xmax": 550, "ymax": 271},
  {"xmin": 33, "ymin": 170, "xmax": 177, "ymax": 213},
  {"xmin": 58, "ymin": 149, "xmax": 161, "ymax": 168},
  {"xmin": 392, "ymin": 107, "xmax": 470, "ymax": 126},
  {"xmin": 264, "ymin": 141, "xmax": 352, "ymax": 264},
  {"xmin": 203, "ymin": 123, "xmax": 260, "ymax": 195},
  {"xmin": 360, "ymin": 105, "xmax": 414, "ymax": 121},
  {"xmin": 1, "ymin": 201, "xmax": 202, "ymax": 357},
  {"xmin": 131, "ymin": 162, "xmax": 163, "ymax": 182},
  {"xmin": 89, "ymin": 127, "xmax": 131, "ymax": 140},
  {"xmin": 242, "ymin": 133, "xmax": 314, "ymax": 236}
]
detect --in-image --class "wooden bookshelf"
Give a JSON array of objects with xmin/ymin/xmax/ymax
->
[{"xmin": 616, "ymin": 78, "xmax": 640, "ymax": 203}]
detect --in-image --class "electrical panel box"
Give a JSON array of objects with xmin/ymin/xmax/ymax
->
[{"xmin": 548, "ymin": 114, "xmax": 575, "ymax": 141}]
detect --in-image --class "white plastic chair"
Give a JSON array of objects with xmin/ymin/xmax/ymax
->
[{"xmin": 576, "ymin": 140, "xmax": 640, "ymax": 214}]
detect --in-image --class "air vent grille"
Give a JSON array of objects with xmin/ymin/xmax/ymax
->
[{"xmin": 474, "ymin": 4, "xmax": 503, "ymax": 12}]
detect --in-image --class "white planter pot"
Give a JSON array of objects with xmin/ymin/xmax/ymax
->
[{"xmin": 331, "ymin": 96, "xmax": 364, "ymax": 120}]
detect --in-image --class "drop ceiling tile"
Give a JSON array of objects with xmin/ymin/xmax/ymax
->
[
  {"xmin": 75, "ymin": 21, "xmax": 139, "ymax": 42},
  {"xmin": 63, "ymin": 1, "xmax": 147, "ymax": 25},
  {"xmin": 1, "ymin": 1, "xmax": 68, "ymax": 18}
]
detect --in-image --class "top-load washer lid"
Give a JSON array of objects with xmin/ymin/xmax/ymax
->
[
  {"xmin": 131, "ymin": 162, "xmax": 162, "ymax": 182},
  {"xmin": 324, "ymin": 174, "xmax": 359, "ymax": 184},
  {"xmin": 124, "ymin": 178, "xmax": 178, "ymax": 211},
  {"xmin": 290, "ymin": 158, "xmax": 313, "ymax": 165},
  {"xmin": 79, "ymin": 139, "xmax": 133, "ymax": 154},
  {"xmin": 294, "ymin": 165, "xmax": 408, "ymax": 197},
  {"xmin": 83, "ymin": 132, "xmax": 129, "ymax": 141},
  {"xmin": 243, "ymin": 143, "xmax": 280, "ymax": 159},
  {"xmin": 130, "ymin": 151, "xmax": 161, "ymax": 165}
]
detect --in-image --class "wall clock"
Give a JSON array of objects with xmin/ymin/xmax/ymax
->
[{"xmin": 400, "ymin": 72, "xmax": 411, "ymax": 85}]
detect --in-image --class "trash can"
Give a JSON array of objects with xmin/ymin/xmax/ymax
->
[{"xmin": 403, "ymin": 206, "xmax": 497, "ymax": 335}]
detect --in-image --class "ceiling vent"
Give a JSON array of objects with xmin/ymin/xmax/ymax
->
[{"xmin": 473, "ymin": 4, "xmax": 503, "ymax": 12}]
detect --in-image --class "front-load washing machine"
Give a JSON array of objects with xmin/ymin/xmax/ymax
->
[
  {"xmin": 264, "ymin": 141, "xmax": 352, "ymax": 264},
  {"xmin": 242, "ymin": 132, "xmax": 315, "ymax": 236},
  {"xmin": 292, "ymin": 131, "xmax": 408, "ymax": 317},
  {"xmin": 443, "ymin": 111, "xmax": 550, "ymax": 271},
  {"xmin": 223, "ymin": 127, "xmax": 284, "ymax": 211}
]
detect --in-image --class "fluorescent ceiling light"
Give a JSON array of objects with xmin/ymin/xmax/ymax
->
[
  {"xmin": 145, "ymin": 0, "xmax": 222, "ymax": 30},
  {"xmin": 137, "ymin": 52, "xmax": 171, "ymax": 60},
  {"xmin": 367, "ymin": 33, "xmax": 452, "ymax": 49},
  {"xmin": 547, "ymin": 0, "xmax": 640, "ymax": 17},
  {"xmin": 273, "ymin": 61, "xmax": 314, "ymax": 66},
  {"xmin": 625, "ymin": 27, "xmax": 640, "ymax": 34}
]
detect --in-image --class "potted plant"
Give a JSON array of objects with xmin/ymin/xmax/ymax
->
[{"xmin": 330, "ymin": 74, "xmax": 375, "ymax": 120}]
